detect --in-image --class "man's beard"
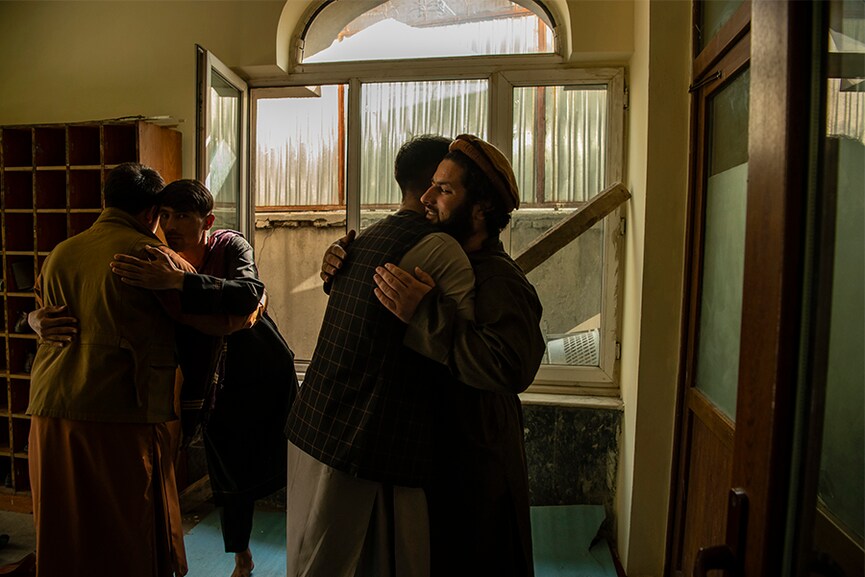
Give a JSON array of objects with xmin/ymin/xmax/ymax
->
[{"xmin": 434, "ymin": 198, "xmax": 474, "ymax": 244}]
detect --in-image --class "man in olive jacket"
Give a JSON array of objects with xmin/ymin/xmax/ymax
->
[{"xmin": 27, "ymin": 162, "xmax": 187, "ymax": 577}]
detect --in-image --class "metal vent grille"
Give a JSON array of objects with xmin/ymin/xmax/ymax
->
[{"xmin": 545, "ymin": 329, "xmax": 600, "ymax": 366}]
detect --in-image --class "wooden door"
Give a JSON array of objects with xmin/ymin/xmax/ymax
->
[
  {"xmin": 672, "ymin": 1, "xmax": 862, "ymax": 574},
  {"xmin": 668, "ymin": 2, "xmax": 751, "ymax": 574}
]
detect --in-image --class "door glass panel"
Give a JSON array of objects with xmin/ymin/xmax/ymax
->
[
  {"xmin": 818, "ymin": 136, "xmax": 865, "ymax": 549},
  {"xmin": 358, "ymin": 80, "xmax": 488, "ymax": 230},
  {"xmin": 509, "ymin": 84, "xmax": 608, "ymax": 366},
  {"xmin": 208, "ymin": 70, "xmax": 242, "ymax": 230},
  {"xmin": 815, "ymin": 0, "xmax": 865, "ymax": 554},
  {"xmin": 694, "ymin": 68, "xmax": 750, "ymax": 419},
  {"xmin": 699, "ymin": 0, "xmax": 745, "ymax": 52}
]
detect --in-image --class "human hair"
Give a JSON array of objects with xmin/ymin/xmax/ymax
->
[
  {"xmin": 443, "ymin": 149, "xmax": 512, "ymax": 235},
  {"xmin": 158, "ymin": 179, "xmax": 214, "ymax": 216},
  {"xmin": 103, "ymin": 162, "xmax": 165, "ymax": 215},
  {"xmin": 394, "ymin": 134, "xmax": 452, "ymax": 196}
]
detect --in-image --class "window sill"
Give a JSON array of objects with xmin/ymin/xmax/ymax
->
[{"xmin": 519, "ymin": 392, "xmax": 623, "ymax": 410}]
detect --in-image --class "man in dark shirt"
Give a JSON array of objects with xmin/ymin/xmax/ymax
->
[{"xmin": 284, "ymin": 135, "xmax": 474, "ymax": 577}]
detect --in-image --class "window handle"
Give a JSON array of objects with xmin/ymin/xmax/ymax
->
[{"xmin": 689, "ymin": 71, "xmax": 723, "ymax": 93}]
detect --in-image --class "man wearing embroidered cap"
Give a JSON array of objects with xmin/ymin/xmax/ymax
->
[{"xmin": 373, "ymin": 134, "xmax": 546, "ymax": 577}]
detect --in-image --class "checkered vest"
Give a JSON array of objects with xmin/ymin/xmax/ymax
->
[{"xmin": 286, "ymin": 211, "xmax": 447, "ymax": 486}]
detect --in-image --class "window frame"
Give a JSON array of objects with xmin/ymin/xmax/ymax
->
[{"xmin": 253, "ymin": 2, "xmax": 625, "ymax": 394}]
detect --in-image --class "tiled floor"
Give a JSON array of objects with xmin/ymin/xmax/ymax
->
[
  {"xmin": 0, "ymin": 504, "xmax": 618, "ymax": 577},
  {"xmin": 0, "ymin": 503, "xmax": 286, "ymax": 577},
  {"xmin": 0, "ymin": 510, "xmax": 35, "ymax": 569}
]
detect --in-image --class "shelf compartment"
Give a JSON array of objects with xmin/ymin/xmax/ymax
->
[
  {"xmin": 9, "ymin": 379, "xmax": 28, "ymax": 416},
  {"xmin": 5, "ymin": 257, "xmax": 35, "ymax": 294},
  {"xmin": 3, "ymin": 213, "xmax": 34, "ymax": 253},
  {"xmin": 9, "ymin": 379, "xmax": 28, "ymax": 415},
  {"xmin": 0, "ymin": 458, "xmax": 10, "ymax": 494},
  {"xmin": 8, "ymin": 337, "xmax": 36, "ymax": 376},
  {"xmin": 35, "ymin": 213, "xmax": 67, "ymax": 252},
  {"xmin": 70, "ymin": 212, "xmax": 99, "ymax": 237},
  {"xmin": 0, "ymin": 378, "xmax": 8, "ymax": 415},
  {"xmin": 0, "ymin": 423, "xmax": 8, "ymax": 454},
  {"xmin": 68, "ymin": 125, "xmax": 101, "ymax": 166},
  {"xmin": 11, "ymin": 417, "xmax": 29, "ymax": 455},
  {"xmin": 12, "ymin": 459, "xmax": 29, "ymax": 492},
  {"xmin": 34, "ymin": 127, "xmax": 66, "ymax": 166},
  {"xmin": 6, "ymin": 296, "xmax": 36, "ymax": 336},
  {"xmin": 2, "ymin": 171, "xmax": 33, "ymax": 210},
  {"xmin": 35, "ymin": 171, "xmax": 67, "ymax": 209},
  {"xmin": 1, "ymin": 128, "xmax": 33, "ymax": 167},
  {"xmin": 69, "ymin": 169, "xmax": 102, "ymax": 209},
  {"xmin": 0, "ymin": 336, "xmax": 6, "ymax": 373},
  {"xmin": 104, "ymin": 123, "xmax": 137, "ymax": 165}
]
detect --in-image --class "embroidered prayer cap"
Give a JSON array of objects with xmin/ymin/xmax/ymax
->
[{"xmin": 449, "ymin": 134, "xmax": 520, "ymax": 212}]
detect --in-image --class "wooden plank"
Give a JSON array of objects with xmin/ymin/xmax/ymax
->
[
  {"xmin": 0, "ymin": 491, "xmax": 32, "ymax": 514},
  {"xmin": 513, "ymin": 182, "xmax": 630, "ymax": 274}
]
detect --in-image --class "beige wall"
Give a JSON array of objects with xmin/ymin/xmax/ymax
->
[
  {"xmin": 620, "ymin": 1, "xmax": 690, "ymax": 574},
  {"xmin": 0, "ymin": 1, "xmax": 285, "ymax": 176},
  {"xmin": 0, "ymin": 1, "xmax": 692, "ymax": 573}
]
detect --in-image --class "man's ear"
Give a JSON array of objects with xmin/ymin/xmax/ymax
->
[
  {"xmin": 472, "ymin": 202, "xmax": 489, "ymax": 226},
  {"xmin": 204, "ymin": 213, "xmax": 216, "ymax": 231},
  {"xmin": 145, "ymin": 206, "xmax": 160, "ymax": 231}
]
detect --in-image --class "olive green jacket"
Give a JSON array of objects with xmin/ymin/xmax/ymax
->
[{"xmin": 27, "ymin": 208, "xmax": 178, "ymax": 423}]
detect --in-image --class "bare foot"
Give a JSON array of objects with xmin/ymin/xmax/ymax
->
[{"xmin": 230, "ymin": 548, "xmax": 254, "ymax": 577}]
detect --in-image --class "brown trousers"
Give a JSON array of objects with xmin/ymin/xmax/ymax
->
[{"xmin": 29, "ymin": 416, "xmax": 187, "ymax": 577}]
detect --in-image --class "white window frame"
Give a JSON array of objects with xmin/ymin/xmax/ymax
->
[
  {"xmin": 197, "ymin": 46, "xmax": 251, "ymax": 236},
  {"xmin": 252, "ymin": 59, "xmax": 625, "ymax": 396}
]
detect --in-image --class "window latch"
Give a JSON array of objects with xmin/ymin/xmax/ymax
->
[{"xmin": 688, "ymin": 71, "xmax": 723, "ymax": 93}]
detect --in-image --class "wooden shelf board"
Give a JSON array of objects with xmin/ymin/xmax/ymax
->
[
  {"xmin": 7, "ymin": 375, "xmax": 31, "ymax": 381},
  {"xmin": 33, "ymin": 166, "xmax": 66, "ymax": 171},
  {"xmin": 0, "ymin": 490, "xmax": 33, "ymax": 513},
  {"xmin": 8, "ymin": 334, "xmax": 37, "ymax": 341},
  {"xmin": 2, "ymin": 209, "xmax": 35, "ymax": 214},
  {"xmin": 2, "ymin": 166, "xmax": 34, "ymax": 172}
]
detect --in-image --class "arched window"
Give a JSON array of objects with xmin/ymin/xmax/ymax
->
[
  {"xmin": 253, "ymin": 0, "xmax": 627, "ymax": 394},
  {"xmin": 301, "ymin": 0, "xmax": 555, "ymax": 63}
]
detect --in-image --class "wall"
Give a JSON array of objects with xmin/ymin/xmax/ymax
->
[
  {"xmin": 0, "ymin": 1, "xmax": 285, "ymax": 176},
  {"xmin": 619, "ymin": 1, "xmax": 690, "ymax": 575}
]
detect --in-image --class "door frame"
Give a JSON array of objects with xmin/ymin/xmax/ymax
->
[{"xmin": 731, "ymin": 1, "xmax": 816, "ymax": 571}]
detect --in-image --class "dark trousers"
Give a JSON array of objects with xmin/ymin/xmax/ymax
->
[{"xmin": 219, "ymin": 494, "xmax": 255, "ymax": 552}]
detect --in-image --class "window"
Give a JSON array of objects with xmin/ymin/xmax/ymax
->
[
  {"xmin": 197, "ymin": 46, "xmax": 249, "ymax": 234},
  {"xmin": 301, "ymin": 0, "xmax": 554, "ymax": 63},
  {"xmin": 252, "ymin": 1, "xmax": 626, "ymax": 395}
]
